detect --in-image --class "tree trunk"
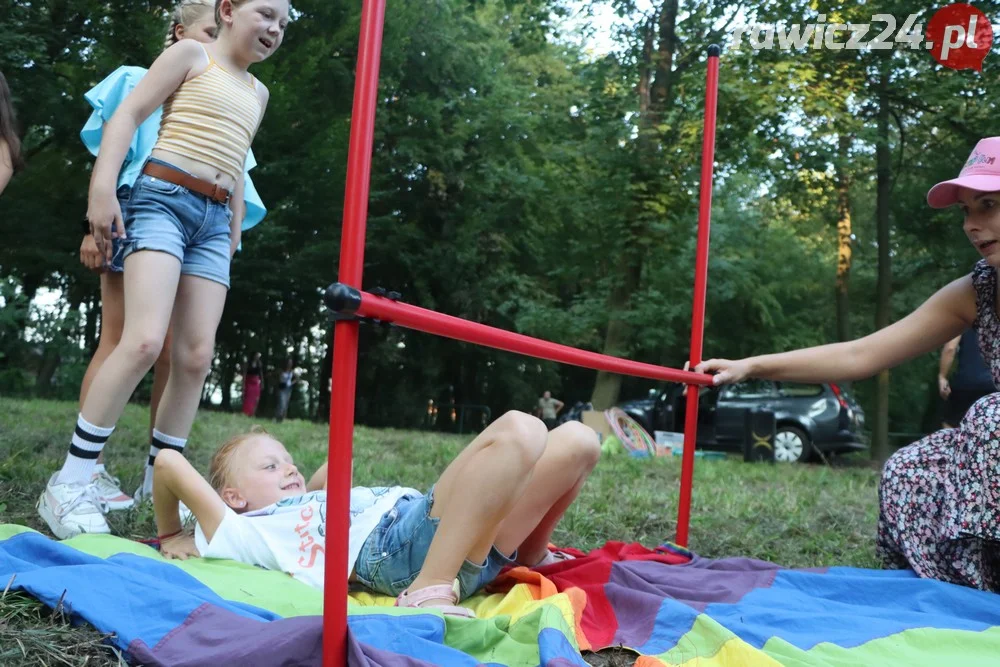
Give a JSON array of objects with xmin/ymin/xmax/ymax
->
[
  {"xmin": 317, "ymin": 335, "xmax": 333, "ymax": 422},
  {"xmin": 35, "ymin": 290, "xmax": 83, "ymax": 395},
  {"xmin": 648, "ymin": 0, "xmax": 679, "ymax": 126},
  {"xmin": 34, "ymin": 348, "xmax": 61, "ymax": 395},
  {"xmin": 591, "ymin": 262, "xmax": 643, "ymax": 409},
  {"xmin": 219, "ymin": 352, "xmax": 236, "ymax": 412},
  {"xmin": 834, "ymin": 133, "xmax": 853, "ymax": 343},
  {"xmin": 872, "ymin": 62, "xmax": 892, "ymax": 463},
  {"xmin": 302, "ymin": 336, "xmax": 314, "ymax": 419},
  {"xmin": 16, "ymin": 273, "xmax": 42, "ymax": 339},
  {"xmin": 84, "ymin": 291, "xmax": 98, "ymax": 354},
  {"xmin": 591, "ymin": 1, "xmax": 677, "ymax": 409}
]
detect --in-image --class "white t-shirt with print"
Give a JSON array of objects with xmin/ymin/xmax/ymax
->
[{"xmin": 194, "ymin": 486, "xmax": 420, "ymax": 588}]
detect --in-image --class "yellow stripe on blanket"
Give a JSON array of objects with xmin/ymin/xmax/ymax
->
[
  {"xmin": 636, "ymin": 615, "xmax": 782, "ymax": 667},
  {"xmin": 349, "ymin": 580, "xmax": 580, "ymax": 648}
]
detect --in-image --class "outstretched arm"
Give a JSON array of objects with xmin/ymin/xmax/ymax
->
[
  {"xmin": 698, "ymin": 275, "xmax": 976, "ymax": 385},
  {"xmin": 153, "ymin": 449, "xmax": 228, "ymax": 558}
]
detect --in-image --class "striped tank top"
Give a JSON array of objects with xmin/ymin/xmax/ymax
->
[{"xmin": 155, "ymin": 44, "xmax": 262, "ymax": 181}]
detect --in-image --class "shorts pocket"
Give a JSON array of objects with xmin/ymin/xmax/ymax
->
[
  {"xmin": 389, "ymin": 569, "xmax": 420, "ymax": 593},
  {"xmin": 386, "ymin": 511, "xmax": 440, "ymax": 592},
  {"xmin": 138, "ymin": 174, "xmax": 183, "ymax": 196},
  {"xmin": 366, "ymin": 506, "xmax": 406, "ymax": 564}
]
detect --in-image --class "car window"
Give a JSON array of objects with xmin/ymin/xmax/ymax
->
[
  {"xmin": 778, "ymin": 382, "xmax": 824, "ymax": 397},
  {"xmin": 719, "ymin": 380, "xmax": 777, "ymax": 400}
]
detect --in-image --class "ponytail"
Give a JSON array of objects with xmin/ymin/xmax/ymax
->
[
  {"xmin": 163, "ymin": 0, "xmax": 216, "ymax": 51},
  {"xmin": 164, "ymin": 18, "xmax": 182, "ymax": 49}
]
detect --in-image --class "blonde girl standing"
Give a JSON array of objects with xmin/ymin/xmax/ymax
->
[{"xmin": 39, "ymin": 0, "xmax": 289, "ymax": 539}]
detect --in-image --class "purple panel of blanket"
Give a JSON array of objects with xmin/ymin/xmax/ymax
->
[
  {"xmin": 605, "ymin": 555, "xmax": 828, "ymax": 647},
  {"xmin": 127, "ymin": 604, "xmax": 440, "ymax": 667}
]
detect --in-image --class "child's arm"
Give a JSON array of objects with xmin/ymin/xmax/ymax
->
[
  {"xmin": 80, "ymin": 234, "xmax": 103, "ymax": 271},
  {"xmin": 87, "ymin": 41, "xmax": 205, "ymax": 261},
  {"xmin": 698, "ymin": 275, "xmax": 976, "ymax": 385},
  {"xmin": 307, "ymin": 463, "xmax": 329, "ymax": 491},
  {"xmin": 153, "ymin": 449, "xmax": 228, "ymax": 558},
  {"xmin": 229, "ymin": 172, "xmax": 245, "ymax": 257},
  {"xmin": 227, "ymin": 83, "xmax": 268, "ymax": 256}
]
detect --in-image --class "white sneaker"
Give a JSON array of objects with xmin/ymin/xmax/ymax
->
[
  {"xmin": 91, "ymin": 470, "xmax": 135, "ymax": 511},
  {"xmin": 37, "ymin": 474, "xmax": 111, "ymax": 540},
  {"xmin": 133, "ymin": 485, "xmax": 194, "ymax": 523}
]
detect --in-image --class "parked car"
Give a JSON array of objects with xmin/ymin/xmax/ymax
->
[{"xmin": 618, "ymin": 380, "xmax": 867, "ymax": 463}]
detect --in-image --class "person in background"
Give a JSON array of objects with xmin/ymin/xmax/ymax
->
[
  {"xmin": 242, "ymin": 351, "xmax": 263, "ymax": 416},
  {"xmin": 938, "ymin": 328, "xmax": 995, "ymax": 428},
  {"xmin": 0, "ymin": 70, "xmax": 24, "ymax": 196},
  {"xmin": 274, "ymin": 359, "xmax": 296, "ymax": 422},
  {"xmin": 537, "ymin": 390, "xmax": 564, "ymax": 430}
]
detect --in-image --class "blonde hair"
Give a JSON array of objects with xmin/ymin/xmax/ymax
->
[
  {"xmin": 214, "ymin": 0, "xmax": 252, "ymax": 34},
  {"xmin": 209, "ymin": 425, "xmax": 270, "ymax": 492},
  {"xmin": 164, "ymin": 0, "xmax": 216, "ymax": 49}
]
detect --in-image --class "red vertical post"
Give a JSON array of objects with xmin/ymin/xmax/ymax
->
[
  {"xmin": 323, "ymin": 1, "xmax": 387, "ymax": 665},
  {"xmin": 676, "ymin": 45, "xmax": 720, "ymax": 548}
]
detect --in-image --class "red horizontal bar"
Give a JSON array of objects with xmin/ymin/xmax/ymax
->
[{"xmin": 356, "ymin": 293, "xmax": 714, "ymax": 386}]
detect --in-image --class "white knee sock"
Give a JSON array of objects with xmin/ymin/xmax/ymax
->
[
  {"xmin": 143, "ymin": 429, "xmax": 187, "ymax": 496},
  {"xmin": 56, "ymin": 415, "xmax": 114, "ymax": 485}
]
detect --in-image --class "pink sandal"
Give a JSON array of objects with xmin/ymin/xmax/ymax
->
[
  {"xmin": 395, "ymin": 580, "xmax": 476, "ymax": 618},
  {"xmin": 533, "ymin": 549, "xmax": 576, "ymax": 568}
]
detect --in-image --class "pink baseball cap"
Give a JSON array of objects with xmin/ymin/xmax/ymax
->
[{"xmin": 927, "ymin": 137, "xmax": 1000, "ymax": 208}]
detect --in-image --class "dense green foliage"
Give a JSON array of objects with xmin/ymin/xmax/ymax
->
[{"xmin": 2, "ymin": 0, "xmax": 999, "ymax": 446}]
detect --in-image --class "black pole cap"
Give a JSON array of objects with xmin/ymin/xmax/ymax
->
[
  {"xmin": 323, "ymin": 282, "xmax": 362, "ymax": 314},
  {"xmin": 708, "ymin": 44, "xmax": 720, "ymax": 57}
]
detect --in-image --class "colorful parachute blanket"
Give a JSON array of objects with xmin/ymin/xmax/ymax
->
[{"xmin": 3, "ymin": 524, "xmax": 1000, "ymax": 666}]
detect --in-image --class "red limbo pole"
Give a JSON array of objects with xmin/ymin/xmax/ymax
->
[
  {"xmin": 331, "ymin": 291, "xmax": 714, "ymax": 386},
  {"xmin": 675, "ymin": 45, "xmax": 720, "ymax": 548},
  {"xmin": 324, "ymin": 1, "xmax": 386, "ymax": 665}
]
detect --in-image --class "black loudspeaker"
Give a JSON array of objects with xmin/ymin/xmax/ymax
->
[{"xmin": 743, "ymin": 408, "xmax": 776, "ymax": 463}]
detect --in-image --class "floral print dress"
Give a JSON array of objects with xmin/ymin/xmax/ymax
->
[{"xmin": 877, "ymin": 259, "xmax": 1000, "ymax": 591}]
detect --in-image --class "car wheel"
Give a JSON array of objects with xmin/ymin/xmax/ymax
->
[{"xmin": 774, "ymin": 426, "xmax": 811, "ymax": 463}]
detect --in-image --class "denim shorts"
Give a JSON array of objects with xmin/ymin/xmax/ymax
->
[
  {"xmin": 107, "ymin": 185, "xmax": 132, "ymax": 273},
  {"xmin": 353, "ymin": 486, "xmax": 518, "ymax": 600},
  {"xmin": 121, "ymin": 157, "xmax": 232, "ymax": 288}
]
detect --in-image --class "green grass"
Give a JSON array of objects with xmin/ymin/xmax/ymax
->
[{"xmin": 0, "ymin": 397, "xmax": 882, "ymax": 665}]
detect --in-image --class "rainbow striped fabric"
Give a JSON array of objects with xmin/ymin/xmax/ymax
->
[{"xmin": 2, "ymin": 525, "xmax": 999, "ymax": 666}]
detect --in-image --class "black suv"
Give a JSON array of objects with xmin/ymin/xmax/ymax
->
[{"xmin": 618, "ymin": 380, "xmax": 867, "ymax": 463}]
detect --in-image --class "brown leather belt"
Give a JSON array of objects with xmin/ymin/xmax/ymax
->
[{"xmin": 143, "ymin": 162, "xmax": 232, "ymax": 204}]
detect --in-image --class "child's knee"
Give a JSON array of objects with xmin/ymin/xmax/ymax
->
[
  {"xmin": 173, "ymin": 340, "xmax": 215, "ymax": 379},
  {"xmin": 121, "ymin": 334, "xmax": 164, "ymax": 370},
  {"xmin": 552, "ymin": 422, "xmax": 601, "ymax": 469},
  {"xmin": 494, "ymin": 410, "xmax": 547, "ymax": 466}
]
